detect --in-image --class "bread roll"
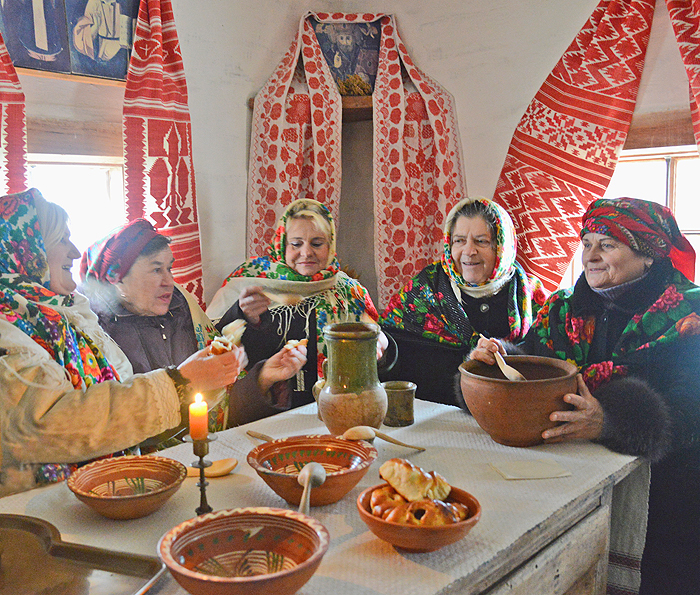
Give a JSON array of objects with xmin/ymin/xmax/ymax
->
[
  {"xmin": 384, "ymin": 499, "xmax": 460, "ymax": 526},
  {"xmin": 210, "ymin": 320, "xmax": 247, "ymax": 355}
]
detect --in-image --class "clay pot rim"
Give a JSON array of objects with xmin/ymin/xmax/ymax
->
[
  {"xmin": 322, "ymin": 321, "xmax": 380, "ymax": 340},
  {"xmin": 459, "ymin": 355, "xmax": 578, "ymax": 384}
]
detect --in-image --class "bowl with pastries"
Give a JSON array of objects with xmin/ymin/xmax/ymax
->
[
  {"xmin": 247, "ymin": 434, "xmax": 377, "ymax": 506},
  {"xmin": 67, "ymin": 455, "xmax": 187, "ymax": 520},
  {"xmin": 356, "ymin": 458, "xmax": 481, "ymax": 552},
  {"xmin": 459, "ymin": 355, "xmax": 578, "ymax": 447},
  {"xmin": 158, "ymin": 507, "xmax": 329, "ymax": 595}
]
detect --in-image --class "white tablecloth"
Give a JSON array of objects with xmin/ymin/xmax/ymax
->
[{"xmin": 0, "ymin": 400, "xmax": 643, "ymax": 595}]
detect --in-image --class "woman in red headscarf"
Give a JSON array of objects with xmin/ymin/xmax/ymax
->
[
  {"xmin": 80, "ymin": 219, "xmax": 307, "ymax": 447},
  {"xmin": 469, "ymin": 197, "xmax": 700, "ymax": 594}
]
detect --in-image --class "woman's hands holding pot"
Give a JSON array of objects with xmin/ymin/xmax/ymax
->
[{"xmin": 543, "ymin": 374, "xmax": 604, "ymax": 442}]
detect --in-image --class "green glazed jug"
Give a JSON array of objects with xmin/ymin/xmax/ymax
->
[{"xmin": 317, "ymin": 322, "xmax": 387, "ymax": 435}]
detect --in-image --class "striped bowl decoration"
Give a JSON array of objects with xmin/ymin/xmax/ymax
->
[
  {"xmin": 158, "ymin": 507, "xmax": 329, "ymax": 595},
  {"xmin": 247, "ymin": 434, "xmax": 377, "ymax": 506},
  {"xmin": 67, "ymin": 455, "xmax": 186, "ymax": 519}
]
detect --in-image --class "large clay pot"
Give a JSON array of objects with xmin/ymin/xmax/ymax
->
[
  {"xmin": 317, "ymin": 322, "xmax": 387, "ymax": 435},
  {"xmin": 459, "ymin": 355, "xmax": 578, "ymax": 447}
]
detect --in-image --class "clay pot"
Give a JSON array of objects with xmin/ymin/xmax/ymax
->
[
  {"xmin": 458, "ymin": 355, "xmax": 578, "ymax": 447},
  {"xmin": 317, "ymin": 322, "xmax": 387, "ymax": 435}
]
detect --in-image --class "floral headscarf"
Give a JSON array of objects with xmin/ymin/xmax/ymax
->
[
  {"xmin": 581, "ymin": 197, "xmax": 696, "ymax": 281},
  {"xmin": 0, "ymin": 188, "xmax": 119, "ymax": 388},
  {"xmin": 80, "ymin": 219, "xmax": 160, "ymax": 284},
  {"xmin": 442, "ymin": 197, "xmax": 517, "ymax": 298}
]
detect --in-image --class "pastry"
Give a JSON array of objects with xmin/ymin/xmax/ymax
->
[
  {"xmin": 370, "ymin": 484, "xmax": 407, "ymax": 519},
  {"xmin": 384, "ymin": 499, "xmax": 460, "ymax": 526},
  {"xmin": 283, "ymin": 338, "xmax": 308, "ymax": 350},
  {"xmin": 210, "ymin": 319, "xmax": 246, "ymax": 354},
  {"xmin": 379, "ymin": 458, "xmax": 451, "ymax": 502}
]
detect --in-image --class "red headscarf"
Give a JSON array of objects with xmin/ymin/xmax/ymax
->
[
  {"xmin": 80, "ymin": 219, "xmax": 160, "ymax": 284},
  {"xmin": 581, "ymin": 197, "xmax": 696, "ymax": 281}
]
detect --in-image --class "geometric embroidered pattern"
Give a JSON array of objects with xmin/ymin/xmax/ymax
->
[
  {"xmin": 0, "ymin": 31, "xmax": 27, "ymax": 195},
  {"xmin": 123, "ymin": 0, "xmax": 205, "ymax": 304}
]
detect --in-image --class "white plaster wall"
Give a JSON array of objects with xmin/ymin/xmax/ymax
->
[{"xmin": 16, "ymin": 0, "xmax": 693, "ymax": 305}]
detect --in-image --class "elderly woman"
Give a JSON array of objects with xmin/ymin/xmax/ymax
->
[
  {"xmin": 470, "ymin": 197, "xmax": 700, "ymax": 594},
  {"xmin": 379, "ymin": 197, "xmax": 546, "ymax": 404},
  {"xmin": 79, "ymin": 219, "xmax": 307, "ymax": 443},
  {"xmin": 208, "ymin": 199, "xmax": 387, "ymax": 410},
  {"xmin": 0, "ymin": 189, "xmax": 244, "ymax": 496}
]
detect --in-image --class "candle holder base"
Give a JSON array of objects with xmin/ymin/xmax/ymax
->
[{"xmin": 183, "ymin": 434, "xmax": 217, "ymax": 515}]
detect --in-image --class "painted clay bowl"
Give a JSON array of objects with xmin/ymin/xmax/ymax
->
[
  {"xmin": 67, "ymin": 455, "xmax": 186, "ymax": 520},
  {"xmin": 158, "ymin": 507, "xmax": 329, "ymax": 595},
  {"xmin": 356, "ymin": 483, "xmax": 482, "ymax": 552},
  {"xmin": 459, "ymin": 355, "xmax": 578, "ymax": 447},
  {"xmin": 247, "ymin": 434, "xmax": 377, "ymax": 506}
]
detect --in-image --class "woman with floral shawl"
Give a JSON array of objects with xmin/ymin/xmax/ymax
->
[
  {"xmin": 0, "ymin": 188, "xmax": 243, "ymax": 496},
  {"xmin": 470, "ymin": 197, "xmax": 700, "ymax": 594},
  {"xmin": 379, "ymin": 197, "xmax": 547, "ymax": 404},
  {"xmin": 208, "ymin": 199, "xmax": 384, "ymax": 412}
]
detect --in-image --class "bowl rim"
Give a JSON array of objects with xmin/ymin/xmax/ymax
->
[
  {"xmin": 158, "ymin": 506, "xmax": 330, "ymax": 583},
  {"xmin": 67, "ymin": 454, "xmax": 187, "ymax": 501},
  {"xmin": 459, "ymin": 354, "xmax": 578, "ymax": 383},
  {"xmin": 247, "ymin": 434, "xmax": 378, "ymax": 479},
  {"xmin": 356, "ymin": 482, "xmax": 482, "ymax": 531}
]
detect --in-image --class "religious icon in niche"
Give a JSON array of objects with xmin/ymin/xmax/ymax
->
[
  {"xmin": 312, "ymin": 18, "xmax": 380, "ymax": 96},
  {"xmin": 0, "ymin": 0, "xmax": 139, "ymax": 80}
]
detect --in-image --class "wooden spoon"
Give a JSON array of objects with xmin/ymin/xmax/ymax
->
[
  {"xmin": 186, "ymin": 458, "xmax": 238, "ymax": 478},
  {"xmin": 494, "ymin": 352, "xmax": 526, "ymax": 382},
  {"xmin": 297, "ymin": 462, "xmax": 326, "ymax": 516},
  {"xmin": 342, "ymin": 426, "xmax": 425, "ymax": 452}
]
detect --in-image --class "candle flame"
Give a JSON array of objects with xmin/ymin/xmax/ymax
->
[{"xmin": 194, "ymin": 393, "xmax": 203, "ymax": 404}]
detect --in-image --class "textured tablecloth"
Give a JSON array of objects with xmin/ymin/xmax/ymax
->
[{"xmin": 0, "ymin": 400, "xmax": 644, "ymax": 595}]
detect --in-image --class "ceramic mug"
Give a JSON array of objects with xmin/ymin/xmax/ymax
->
[{"xmin": 381, "ymin": 381, "xmax": 416, "ymax": 427}]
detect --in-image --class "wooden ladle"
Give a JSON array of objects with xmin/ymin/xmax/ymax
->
[
  {"xmin": 342, "ymin": 426, "xmax": 425, "ymax": 452},
  {"xmin": 297, "ymin": 462, "xmax": 326, "ymax": 516}
]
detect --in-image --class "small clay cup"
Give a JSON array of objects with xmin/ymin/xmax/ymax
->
[
  {"xmin": 381, "ymin": 381, "xmax": 416, "ymax": 427},
  {"xmin": 459, "ymin": 355, "xmax": 578, "ymax": 447}
]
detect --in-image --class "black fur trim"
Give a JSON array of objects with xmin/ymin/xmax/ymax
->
[{"xmin": 594, "ymin": 376, "xmax": 672, "ymax": 462}]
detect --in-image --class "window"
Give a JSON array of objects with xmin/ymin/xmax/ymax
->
[
  {"xmin": 27, "ymin": 154, "xmax": 126, "ymax": 254},
  {"xmin": 559, "ymin": 145, "xmax": 700, "ymax": 288}
]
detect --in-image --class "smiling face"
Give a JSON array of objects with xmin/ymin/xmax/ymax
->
[
  {"xmin": 581, "ymin": 232, "xmax": 652, "ymax": 289},
  {"xmin": 450, "ymin": 215, "xmax": 498, "ymax": 284},
  {"xmin": 46, "ymin": 226, "xmax": 81, "ymax": 295},
  {"xmin": 116, "ymin": 246, "xmax": 175, "ymax": 316},
  {"xmin": 285, "ymin": 217, "xmax": 331, "ymax": 277}
]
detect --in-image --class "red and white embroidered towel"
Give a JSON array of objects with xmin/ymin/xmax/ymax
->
[
  {"xmin": 248, "ymin": 12, "xmax": 467, "ymax": 307},
  {"xmin": 0, "ymin": 31, "xmax": 26, "ymax": 195},
  {"xmin": 123, "ymin": 0, "xmax": 205, "ymax": 304}
]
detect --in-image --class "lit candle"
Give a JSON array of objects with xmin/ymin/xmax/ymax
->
[{"xmin": 189, "ymin": 393, "xmax": 209, "ymax": 441}]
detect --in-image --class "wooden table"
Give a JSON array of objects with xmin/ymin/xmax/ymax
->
[{"xmin": 0, "ymin": 400, "xmax": 645, "ymax": 595}]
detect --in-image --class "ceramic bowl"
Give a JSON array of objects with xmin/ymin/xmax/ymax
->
[
  {"xmin": 459, "ymin": 355, "xmax": 578, "ymax": 447},
  {"xmin": 247, "ymin": 434, "xmax": 377, "ymax": 506},
  {"xmin": 158, "ymin": 507, "xmax": 329, "ymax": 595},
  {"xmin": 356, "ymin": 483, "xmax": 481, "ymax": 552},
  {"xmin": 67, "ymin": 455, "xmax": 186, "ymax": 520}
]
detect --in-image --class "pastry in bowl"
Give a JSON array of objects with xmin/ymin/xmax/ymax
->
[{"xmin": 357, "ymin": 459, "xmax": 481, "ymax": 552}]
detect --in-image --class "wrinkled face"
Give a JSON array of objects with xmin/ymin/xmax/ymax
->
[
  {"xmin": 46, "ymin": 226, "xmax": 81, "ymax": 295},
  {"xmin": 581, "ymin": 232, "xmax": 652, "ymax": 289},
  {"xmin": 116, "ymin": 246, "xmax": 175, "ymax": 316},
  {"xmin": 285, "ymin": 218, "xmax": 330, "ymax": 277},
  {"xmin": 450, "ymin": 215, "xmax": 497, "ymax": 284}
]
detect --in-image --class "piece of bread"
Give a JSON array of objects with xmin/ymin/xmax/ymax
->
[
  {"xmin": 378, "ymin": 458, "xmax": 451, "ymax": 502},
  {"xmin": 283, "ymin": 338, "xmax": 308, "ymax": 350},
  {"xmin": 370, "ymin": 484, "xmax": 407, "ymax": 519},
  {"xmin": 210, "ymin": 320, "xmax": 247, "ymax": 355}
]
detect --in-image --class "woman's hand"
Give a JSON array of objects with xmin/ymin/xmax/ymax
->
[
  {"xmin": 468, "ymin": 336, "xmax": 504, "ymax": 365},
  {"xmin": 258, "ymin": 344, "xmax": 308, "ymax": 393},
  {"xmin": 238, "ymin": 286, "xmax": 271, "ymax": 325},
  {"xmin": 376, "ymin": 330, "xmax": 389, "ymax": 360},
  {"xmin": 542, "ymin": 374, "xmax": 604, "ymax": 443},
  {"xmin": 177, "ymin": 344, "xmax": 248, "ymax": 392}
]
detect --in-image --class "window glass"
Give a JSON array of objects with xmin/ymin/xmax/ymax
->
[
  {"xmin": 604, "ymin": 159, "xmax": 667, "ymax": 205},
  {"xmin": 27, "ymin": 156, "xmax": 126, "ymax": 254},
  {"xmin": 674, "ymin": 157, "xmax": 700, "ymax": 230}
]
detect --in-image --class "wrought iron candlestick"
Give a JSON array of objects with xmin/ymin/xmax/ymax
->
[{"xmin": 184, "ymin": 433, "xmax": 217, "ymax": 515}]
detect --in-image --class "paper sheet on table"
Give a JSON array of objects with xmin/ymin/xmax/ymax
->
[{"xmin": 491, "ymin": 459, "xmax": 571, "ymax": 480}]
